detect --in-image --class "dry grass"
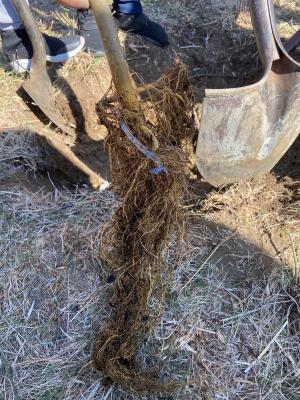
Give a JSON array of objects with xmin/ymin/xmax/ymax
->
[
  {"xmin": 1, "ymin": 0, "xmax": 300, "ymax": 399},
  {"xmin": 0, "ymin": 185, "xmax": 115, "ymax": 399},
  {"xmin": 201, "ymin": 175, "xmax": 300, "ymax": 269},
  {"xmin": 1, "ymin": 161, "xmax": 299, "ymax": 399},
  {"xmin": 0, "ymin": 131, "xmax": 41, "ymax": 181},
  {"xmin": 1, "ymin": 137, "xmax": 300, "ymax": 400}
]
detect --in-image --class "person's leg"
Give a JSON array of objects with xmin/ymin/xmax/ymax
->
[
  {"xmin": 78, "ymin": 0, "xmax": 168, "ymax": 53},
  {"xmin": 0, "ymin": 0, "xmax": 23, "ymax": 31},
  {"xmin": 113, "ymin": 1, "xmax": 169, "ymax": 48},
  {"xmin": 112, "ymin": 0, "xmax": 142, "ymax": 15},
  {"xmin": 0, "ymin": 0, "xmax": 85, "ymax": 73}
]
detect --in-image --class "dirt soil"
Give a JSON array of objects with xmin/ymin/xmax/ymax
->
[{"xmin": 0, "ymin": 0, "xmax": 300, "ymax": 399}]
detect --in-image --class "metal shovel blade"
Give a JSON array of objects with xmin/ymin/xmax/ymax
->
[
  {"xmin": 22, "ymin": 71, "xmax": 73, "ymax": 136},
  {"xmin": 11, "ymin": 0, "xmax": 73, "ymax": 136},
  {"xmin": 195, "ymin": 0, "xmax": 300, "ymax": 187}
]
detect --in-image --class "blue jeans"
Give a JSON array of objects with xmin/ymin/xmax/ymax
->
[
  {"xmin": 0, "ymin": 0, "xmax": 144, "ymax": 31},
  {"xmin": 113, "ymin": 0, "xmax": 142, "ymax": 15},
  {"xmin": 0, "ymin": 0, "xmax": 24, "ymax": 30}
]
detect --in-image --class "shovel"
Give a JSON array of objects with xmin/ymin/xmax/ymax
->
[
  {"xmin": 11, "ymin": 0, "xmax": 74, "ymax": 135},
  {"xmin": 195, "ymin": 0, "xmax": 300, "ymax": 187},
  {"xmin": 89, "ymin": 0, "xmax": 141, "ymax": 113},
  {"xmin": 10, "ymin": 0, "xmax": 107, "ymax": 188},
  {"xmin": 89, "ymin": 0, "xmax": 157, "ymax": 149}
]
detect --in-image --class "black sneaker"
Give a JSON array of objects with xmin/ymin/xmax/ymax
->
[
  {"xmin": 1, "ymin": 28, "xmax": 85, "ymax": 73},
  {"xmin": 77, "ymin": 9, "xmax": 105, "ymax": 57},
  {"xmin": 114, "ymin": 12, "xmax": 169, "ymax": 48}
]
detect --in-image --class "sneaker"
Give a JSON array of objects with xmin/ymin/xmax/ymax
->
[
  {"xmin": 1, "ymin": 28, "xmax": 85, "ymax": 73},
  {"xmin": 77, "ymin": 9, "xmax": 105, "ymax": 57},
  {"xmin": 114, "ymin": 12, "xmax": 169, "ymax": 48}
]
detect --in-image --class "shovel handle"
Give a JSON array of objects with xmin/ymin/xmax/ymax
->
[
  {"xmin": 267, "ymin": 0, "xmax": 300, "ymax": 68},
  {"xmin": 248, "ymin": 0, "xmax": 279, "ymax": 67},
  {"xmin": 284, "ymin": 30, "xmax": 300, "ymax": 54},
  {"xmin": 10, "ymin": 0, "xmax": 47, "ymax": 76},
  {"xmin": 89, "ymin": 0, "xmax": 140, "ymax": 113}
]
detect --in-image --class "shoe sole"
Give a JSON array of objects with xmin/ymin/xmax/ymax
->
[{"xmin": 10, "ymin": 36, "xmax": 85, "ymax": 74}]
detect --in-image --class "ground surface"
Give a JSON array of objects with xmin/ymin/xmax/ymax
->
[{"xmin": 0, "ymin": 0, "xmax": 300, "ymax": 399}]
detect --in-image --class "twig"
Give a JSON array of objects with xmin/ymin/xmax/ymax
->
[
  {"xmin": 245, "ymin": 320, "xmax": 288, "ymax": 374},
  {"xmin": 289, "ymin": 234, "xmax": 299, "ymax": 281}
]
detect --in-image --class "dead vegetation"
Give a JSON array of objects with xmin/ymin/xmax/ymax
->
[
  {"xmin": 91, "ymin": 61, "xmax": 194, "ymax": 393},
  {"xmin": 201, "ymin": 175, "xmax": 300, "ymax": 272},
  {"xmin": 1, "ymin": 149, "xmax": 299, "ymax": 399},
  {"xmin": 0, "ymin": 0, "xmax": 300, "ymax": 399}
]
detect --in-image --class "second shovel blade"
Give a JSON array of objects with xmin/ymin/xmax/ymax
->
[{"xmin": 195, "ymin": 62, "xmax": 300, "ymax": 187}]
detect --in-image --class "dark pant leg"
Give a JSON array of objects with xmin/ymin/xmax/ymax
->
[{"xmin": 113, "ymin": 0, "xmax": 143, "ymax": 15}]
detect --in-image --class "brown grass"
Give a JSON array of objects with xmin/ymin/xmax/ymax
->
[
  {"xmin": 1, "ymin": 154, "xmax": 299, "ymax": 399},
  {"xmin": 0, "ymin": 0, "xmax": 300, "ymax": 399}
]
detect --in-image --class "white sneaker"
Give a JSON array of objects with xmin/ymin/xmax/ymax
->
[{"xmin": 1, "ymin": 28, "xmax": 85, "ymax": 73}]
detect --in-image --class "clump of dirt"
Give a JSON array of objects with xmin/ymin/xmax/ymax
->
[
  {"xmin": 91, "ymin": 60, "xmax": 194, "ymax": 393},
  {"xmin": 53, "ymin": 53, "xmax": 111, "ymax": 142},
  {"xmin": 50, "ymin": 54, "xmax": 113, "ymax": 181}
]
